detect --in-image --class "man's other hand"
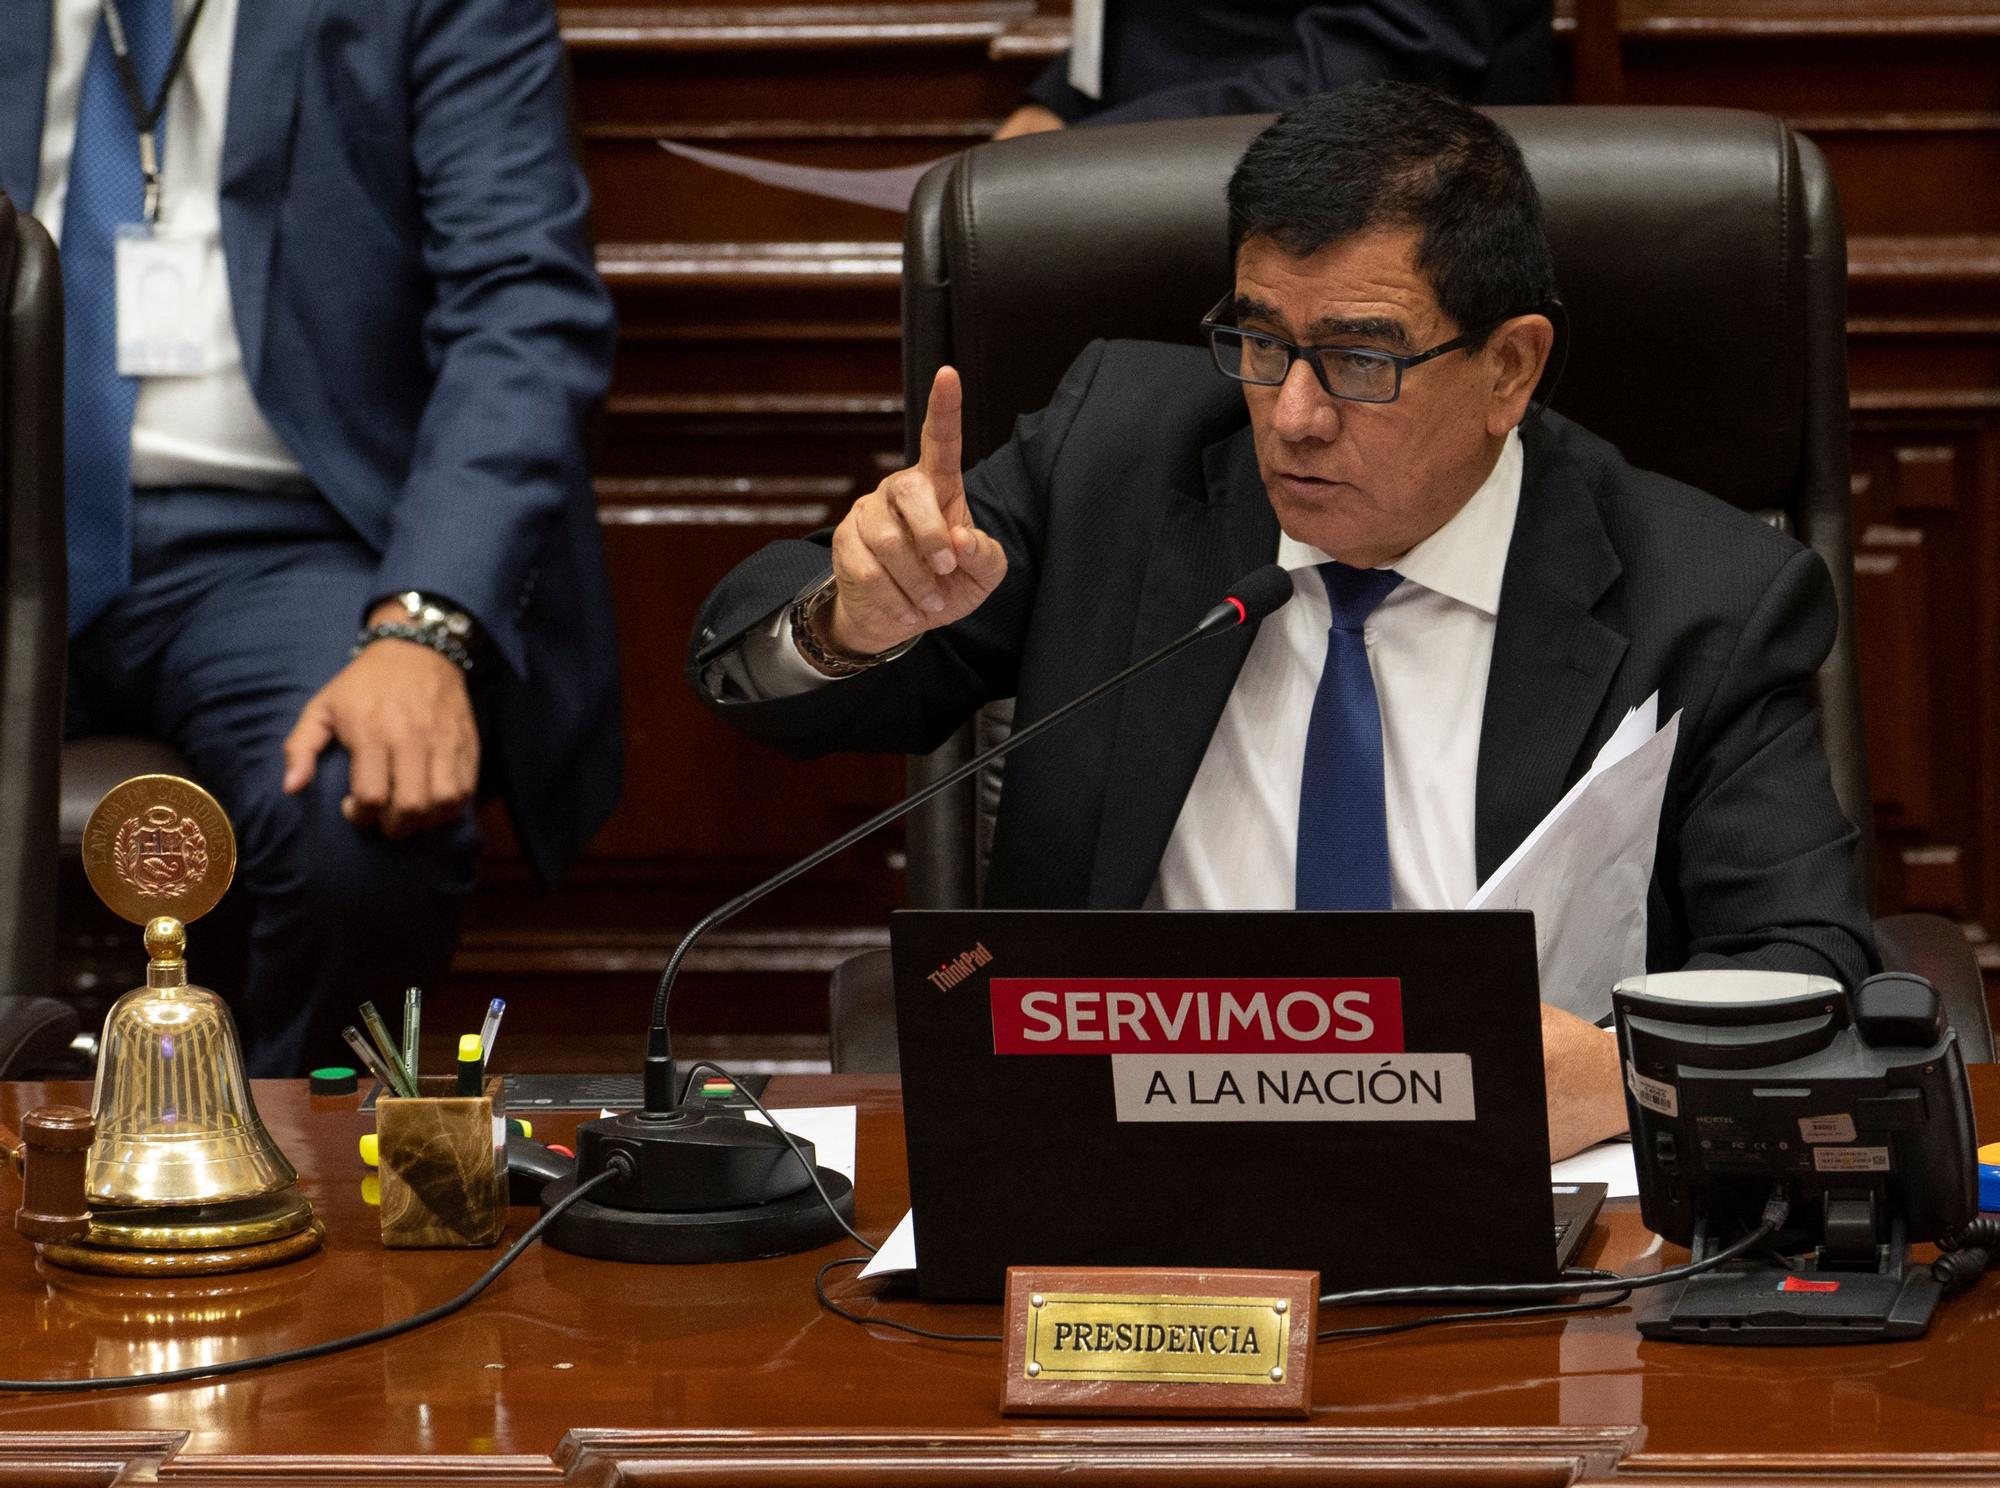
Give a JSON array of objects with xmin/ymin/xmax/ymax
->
[
  {"xmin": 1542, "ymin": 1003, "xmax": 1629, "ymax": 1162},
  {"xmin": 995, "ymin": 104, "xmax": 1065, "ymax": 140},
  {"xmin": 282, "ymin": 606, "xmax": 480, "ymax": 838},
  {"xmin": 817, "ymin": 366, "xmax": 1008, "ymax": 662}
]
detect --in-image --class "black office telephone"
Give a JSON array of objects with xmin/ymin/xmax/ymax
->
[{"xmin": 1615, "ymin": 968, "xmax": 1979, "ymax": 1343}]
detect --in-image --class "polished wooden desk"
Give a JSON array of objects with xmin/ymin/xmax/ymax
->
[{"xmin": 3, "ymin": 1073, "xmax": 1999, "ymax": 1486}]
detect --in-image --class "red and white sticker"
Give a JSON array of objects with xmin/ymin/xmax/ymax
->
[
  {"xmin": 1798, "ymin": 1114, "xmax": 1856, "ymax": 1144},
  {"xmin": 1813, "ymin": 1146, "xmax": 1890, "ymax": 1173},
  {"xmin": 1779, "ymin": 1276, "xmax": 1841, "ymax": 1294},
  {"xmin": 991, "ymin": 978, "xmax": 1404, "ymax": 1055},
  {"xmin": 1108, "ymin": 1054, "xmax": 1475, "ymax": 1124}
]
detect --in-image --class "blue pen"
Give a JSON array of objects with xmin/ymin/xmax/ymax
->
[{"xmin": 478, "ymin": 998, "xmax": 506, "ymax": 1066}]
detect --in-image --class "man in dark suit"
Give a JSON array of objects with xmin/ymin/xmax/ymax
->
[
  {"xmin": 688, "ymin": 84, "xmax": 1874, "ymax": 1158},
  {"xmin": 998, "ymin": 1, "xmax": 1554, "ymax": 138},
  {"xmin": 1, "ymin": 0, "xmax": 620, "ymax": 1073}
]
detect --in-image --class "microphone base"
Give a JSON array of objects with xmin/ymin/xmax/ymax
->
[
  {"xmin": 538, "ymin": 1107, "xmax": 855, "ymax": 1264},
  {"xmin": 538, "ymin": 1169, "xmax": 854, "ymax": 1264}
]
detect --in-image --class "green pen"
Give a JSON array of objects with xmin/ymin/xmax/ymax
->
[
  {"xmin": 342, "ymin": 1025, "xmax": 410, "ymax": 1100},
  {"xmin": 359, "ymin": 1001, "xmax": 414, "ymax": 1097}
]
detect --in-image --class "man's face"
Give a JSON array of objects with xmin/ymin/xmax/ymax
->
[{"xmin": 1232, "ymin": 228, "xmax": 1522, "ymax": 568}]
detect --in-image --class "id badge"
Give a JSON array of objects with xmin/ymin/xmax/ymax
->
[
  {"xmin": 1067, "ymin": 0, "xmax": 1104, "ymax": 99},
  {"xmin": 115, "ymin": 225, "xmax": 209, "ymax": 376}
]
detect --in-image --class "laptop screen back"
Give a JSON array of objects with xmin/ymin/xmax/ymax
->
[{"xmin": 892, "ymin": 909, "xmax": 1555, "ymax": 1299}]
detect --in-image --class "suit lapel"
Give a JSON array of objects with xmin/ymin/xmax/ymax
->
[
  {"xmin": 219, "ymin": 0, "xmax": 319, "ymax": 383},
  {"xmin": 1087, "ymin": 427, "xmax": 1280, "ymax": 906},
  {"xmin": 1474, "ymin": 420, "xmax": 1628, "ymax": 883},
  {"xmin": 0, "ymin": 0, "xmax": 53, "ymax": 211}
]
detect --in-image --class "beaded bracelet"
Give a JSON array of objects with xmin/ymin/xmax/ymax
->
[{"xmin": 787, "ymin": 574, "xmax": 920, "ymax": 677}]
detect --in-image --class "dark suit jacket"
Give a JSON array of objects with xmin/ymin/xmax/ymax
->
[
  {"xmin": 0, "ymin": 0, "xmax": 620, "ymax": 883},
  {"xmin": 1024, "ymin": 1, "xmax": 1556, "ymax": 125},
  {"xmin": 691, "ymin": 341, "xmax": 1875, "ymax": 988}
]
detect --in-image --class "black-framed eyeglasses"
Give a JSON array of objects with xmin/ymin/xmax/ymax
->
[{"xmin": 1200, "ymin": 294, "xmax": 1495, "ymax": 404}]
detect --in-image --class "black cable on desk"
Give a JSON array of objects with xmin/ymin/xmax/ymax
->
[
  {"xmin": 1317, "ymin": 1270, "xmax": 1632, "ymax": 1341},
  {"xmin": 679, "ymin": 1060, "xmax": 876, "ymax": 1255},
  {"xmin": 815, "ymin": 1255, "xmax": 1003, "ymax": 1342},
  {"xmin": 0, "ymin": 1165, "xmax": 622, "ymax": 1395},
  {"xmin": 1317, "ymin": 1193, "xmax": 1790, "ymax": 1311}
]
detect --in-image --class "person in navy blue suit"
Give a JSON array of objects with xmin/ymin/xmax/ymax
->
[
  {"xmin": 0, "ymin": 0, "xmax": 620, "ymax": 1074},
  {"xmin": 997, "ymin": 1, "xmax": 1553, "ymax": 139}
]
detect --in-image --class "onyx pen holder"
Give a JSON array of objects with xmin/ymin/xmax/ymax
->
[{"xmin": 375, "ymin": 1076, "xmax": 506, "ymax": 1248}]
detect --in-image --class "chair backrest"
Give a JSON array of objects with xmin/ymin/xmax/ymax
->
[
  {"xmin": 0, "ymin": 192, "xmax": 68, "ymax": 1001},
  {"xmin": 900, "ymin": 107, "xmax": 1864, "ymax": 908}
]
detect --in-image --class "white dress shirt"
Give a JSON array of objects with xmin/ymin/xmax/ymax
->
[
  {"xmin": 34, "ymin": 0, "xmax": 310, "ymax": 491},
  {"xmin": 1153, "ymin": 429, "xmax": 1521, "ymax": 911},
  {"xmin": 730, "ymin": 430, "xmax": 1525, "ymax": 912}
]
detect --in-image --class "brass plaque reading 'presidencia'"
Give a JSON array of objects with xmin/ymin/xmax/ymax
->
[
  {"xmin": 1030, "ymin": 1293, "xmax": 1287, "ymax": 1380},
  {"xmin": 82, "ymin": 774, "xmax": 237, "ymax": 927},
  {"xmin": 1001, "ymin": 1267, "xmax": 1317, "ymax": 1417}
]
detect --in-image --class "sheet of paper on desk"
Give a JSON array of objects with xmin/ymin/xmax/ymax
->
[
  {"xmin": 743, "ymin": 1106, "xmax": 858, "ymax": 1182},
  {"xmin": 860, "ymin": 1210, "xmax": 917, "ymax": 1279},
  {"xmin": 1466, "ymin": 694, "xmax": 1681, "ymax": 1026},
  {"xmin": 1552, "ymin": 1140, "xmax": 1640, "ymax": 1198},
  {"xmin": 659, "ymin": 141, "xmax": 948, "ymax": 213}
]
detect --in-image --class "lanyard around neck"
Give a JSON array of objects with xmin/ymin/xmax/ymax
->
[{"xmin": 97, "ymin": 0, "xmax": 212, "ymax": 223}]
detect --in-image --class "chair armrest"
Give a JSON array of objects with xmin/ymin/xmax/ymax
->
[
  {"xmin": 1874, "ymin": 913, "xmax": 1991, "ymax": 1064},
  {"xmin": 0, "ymin": 997, "xmax": 80, "ymax": 1080}
]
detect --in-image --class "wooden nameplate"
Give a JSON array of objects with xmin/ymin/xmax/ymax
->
[{"xmin": 1001, "ymin": 1267, "xmax": 1317, "ymax": 1418}]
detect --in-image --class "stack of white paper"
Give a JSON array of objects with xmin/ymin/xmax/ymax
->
[{"xmin": 1467, "ymin": 694, "xmax": 1681, "ymax": 1025}]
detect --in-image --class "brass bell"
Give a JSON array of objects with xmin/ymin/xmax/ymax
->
[
  {"xmin": 86, "ymin": 916, "xmax": 298, "ymax": 1207},
  {"xmin": 0, "ymin": 777, "xmax": 325, "ymax": 1276}
]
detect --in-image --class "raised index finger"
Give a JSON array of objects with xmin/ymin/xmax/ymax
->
[{"xmin": 918, "ymin": 365, "xmax": 964, "ymax": 490}]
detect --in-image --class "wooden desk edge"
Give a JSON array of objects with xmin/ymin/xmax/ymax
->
[
  {"xmin": 557, "ymin": 1423, "xmax": 1641, "ymax": 1485},
  {"xmin": 0, "ymin": 1423, "xmax": 1642, "ymax": 1487},
  {"xmin": 23, "ymin": 1419, "xmax": 2000, "ymax": 1485}
]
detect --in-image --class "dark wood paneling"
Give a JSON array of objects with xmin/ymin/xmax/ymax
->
[
  {"xmin": 607, "ymin": 247, "xmax": 903, "ymax": 401},
  {"xmin": 584, "ymin": 135, "xmax": 969, "ymax": 243},
  {"xmin": 569, "ymin": 48, "xmax": 1041, "ymax": 123},
  {"xmin": 1560, "ymin": 0, "xmax": 2000, "ymax": 1004}
]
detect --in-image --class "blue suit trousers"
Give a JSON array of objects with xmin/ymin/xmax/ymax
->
[{"xmin": 67, "ymin": 489, "xmax": 482, "ymax": 1076}]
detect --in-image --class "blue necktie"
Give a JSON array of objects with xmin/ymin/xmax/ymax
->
[
  {"xmin": 61, "ymin": 0, "xmax": 175, "ymax": 636},
  {"xmin": 1295, "ymin": 561, "xmax": 1403, "ymax": 910}
]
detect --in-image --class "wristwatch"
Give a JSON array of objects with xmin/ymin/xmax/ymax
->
[{"xmin": 352, "ymin": 590, "xmax": 481, "ymax": 672}]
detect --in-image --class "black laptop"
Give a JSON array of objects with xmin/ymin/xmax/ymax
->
[{"xmin": 892, "ymin": 909, "xmax": 1598, "ymax": 1299}]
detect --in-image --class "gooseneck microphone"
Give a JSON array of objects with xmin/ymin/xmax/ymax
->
[
  {"xmin": 642, "ymin": 561, "xmax": 1294, "ymax": 1112},
  {"xmin": 542, "ymin": 564, "xmax": 1295, "ymax": 1264}
]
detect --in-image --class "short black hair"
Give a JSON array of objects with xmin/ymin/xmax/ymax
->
[{"xmin": 1226, "ymin": 82, "xmax": 1558, "ymax": 342}]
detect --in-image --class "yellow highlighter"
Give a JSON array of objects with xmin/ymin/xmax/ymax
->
[{"xmin": 456, "ymin": 1034, "xmax": 483, "ymax": 1096}]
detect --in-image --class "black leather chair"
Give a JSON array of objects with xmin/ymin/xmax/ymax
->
[
  {"xmin": 827, "ymin": 107, "xmax": 1990, "ymax": 1072},
  {"xmin": 0, "ymin": 192, "xmax": 81, "ymax": 1075},
  {"xmin": 60, "ymin": 737, "xmax": 193, "ymax": 852}
]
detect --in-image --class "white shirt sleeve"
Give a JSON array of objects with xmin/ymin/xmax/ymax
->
[{"xmin": 703, "ymin": 605, "xmax": 849, "ymax": 701}]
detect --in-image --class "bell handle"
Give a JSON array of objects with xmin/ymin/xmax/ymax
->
[{"xmin": 3, "ymin": 1106, "xmax": 94, "ymax": 1244}]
